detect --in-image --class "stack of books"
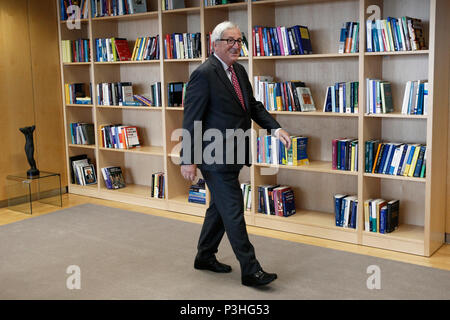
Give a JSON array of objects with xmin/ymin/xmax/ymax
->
[
  {"xmin": 151, "ymin": 172, "xmax": 165, "ymax": 199},
  {"xmin": 60, "ymin": 0, "xmax": 89, "ymax": 20},
  {"xmin": 257, "ymin": 185, "xmax": 296, "ymax": 217},
  {"xmin": 332, "ymin": 138, "xmax": 358, "ymax": 171},
  {"xmin": 70, "ymin": 155, "xmax": 97, "ymax": 186},
  {"xmin": 167, "ymin": 82, "xmax": 187, "ymax": 107},
  {"xmin": 188, "ymin": 179, "xmax": 206, "ymax": 204},
  {"xmin": 90, "ymin": 0, "xmax": 147, "ymax": 17},
  {"xmin": 99, "ymin": 125, "xmax": 141, "ymax": 149},
  {"xmin": 70, "ymin": 123, "xmax": 95, "ymax": 145},
  {"xmin": 365, "ymin": 141, "xmax": 426, "ymax": 178},
  {"xmin": 366, "ymin": 17, "xmax": 426, "ymax": 52},
  {"xmin": 257, "ymin": 135, "xmax": 309, "ymax": 166},
  {"xmin": 61, "ymin": 39, "xmax": 90, "ymax": 63},
  {"xmin": 334, "ymin": 194, "xmax": 358, "ymax": 228},
  {"xmin": 365, "ymin": 79, "xmax": 394, "ymax": 114},
  {"xmin": 240, "ymin": 183, "xmax": 252, "ymax": 211},
  {"xmin": 131, "ymin": 36, "xmax": 160, "ymax": 61},
  {"xmin": 253, "ymin": 25, "xmax": 312, "ymax": 56},
  {"xmin": 101, "ymin": 166, "xmax": 126, "ymax": 189},
  {"xmin": 323, "ymin": 82, "xmax": 359, "ymax": 113},
  {"xmin": 64, "ymin": 83, "xmax": 92, "ymax": 105},
  {"xmin": 401, "ymin": 80, "xmax": 429, "ymax": 115},
  {"xmin": 164, "ymin": 33, "xmax": 201, "ymax": 59},
  {"xmin": 364, "ymin": 199, "xmax": 399, "ymax": 233},
  {"xmin": 254, "ymin": 77, "xmax": 315, "ymax": 112},
  {"xmin": 338, "ymin": 22, "xmax": 360, "ymax": 53}
]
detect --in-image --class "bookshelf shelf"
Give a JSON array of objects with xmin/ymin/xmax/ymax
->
[
  {"xmin": 253, "ymin": 53, "xmax": 359, "ymax": 60},
  {"xmin": 99, "ymin": 146, "xmax": 164, "ymax": 156},
  {"xmin": 66, "ymin": 104, "xmax": 94, "ymax": 108},
  {"xmin": 363, "ymin": 172, "xmax": 426, "ymax": 183},
  {"xmin": 364, "ymin": 50, "xmax": 429, "ymax": 56},
  {"xmin": 254, "ymin": 162, "xmax": 358, "ymax": 176},
  {"xmin": 68, "ymin": 144, "xmax": 96, "ymax": 149},
  {"xmin": 56, "ymin": 0, "xmax": 449, "ymax": 257},
  {"xmin": 269, "ymin": 111, "xmax": 358, "ymax": 117},
  {"xmin": 91, "ymin": 11, "xmax": 159, "ymax": 22},
  {"xmin": 364, "ymin": 113, "xmax": 428, "ymax": 119},
  {"xmin": 97, "ymin": 105, "xmax": 163, "ymax": 110}
]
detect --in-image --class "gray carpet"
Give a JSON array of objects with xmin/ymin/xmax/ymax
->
[{"xmin": 0, "ymin": 203, "xmax": 449, "ymax": 300}]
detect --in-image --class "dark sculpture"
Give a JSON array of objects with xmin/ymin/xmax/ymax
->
[{"xmin": 20, "ymin": 125, "xmax": 40, "ymax": 177}]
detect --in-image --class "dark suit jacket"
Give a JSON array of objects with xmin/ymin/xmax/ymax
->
[{"xmin": 181, "ymin": 54, "xmax": 281, "ymax": 172}]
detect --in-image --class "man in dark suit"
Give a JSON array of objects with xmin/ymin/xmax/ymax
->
[{"xmin": 181, "ymin": 21, "xmax": 291, "ymax": 287}]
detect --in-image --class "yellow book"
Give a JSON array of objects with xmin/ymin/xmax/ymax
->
[
  {"xmin": 408, "ymin": 145, "xmax": 421, "ymax": 177},
  {"xmin": 292, "ymin": 137, "xmax": 298, "ymax": 166},
  {"xmin": 111, "ymin": 37, "xmax": 117, "ymax": 61},
  {"xmin": 131, "ymin": 37, "xmax": 140, "ymax": 61},
  {"xmin": 65, "ymin": 84, "xmax": 70, "ymax": 104},
  {"xmin": 382, "ymin": 20, "xmax": 392, "ymax": 51},
  {"xmin": 350, "ymin": 143, "xmax": 356, "ymax": 171}
]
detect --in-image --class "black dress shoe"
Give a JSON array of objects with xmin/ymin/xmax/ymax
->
[
  {"xmin": 242, "ymin": 270, "xmax": 277, "ymax": 286},
  {"xmin": 194, "ymin": 258, "xmax": 232, "ymax": 273}
]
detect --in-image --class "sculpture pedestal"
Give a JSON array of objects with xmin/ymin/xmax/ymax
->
[{"xmin": 6, "ymin": 171, "xmax": 62, "ymax": 215}]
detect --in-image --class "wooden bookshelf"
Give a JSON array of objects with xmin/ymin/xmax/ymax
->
[{"xmin": 56, "ymin": 0, "xmax": 449, "ymax": 257}]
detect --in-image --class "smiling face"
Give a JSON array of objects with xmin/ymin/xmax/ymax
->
[{"xmin": 213, "ymin": 27, "xmax": 242, "ymax": 66}]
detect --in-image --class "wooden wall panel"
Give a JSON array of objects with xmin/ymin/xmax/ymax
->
[{"xmin": 0, "ymin": 0, "xmax": 67, "ymax": 202}]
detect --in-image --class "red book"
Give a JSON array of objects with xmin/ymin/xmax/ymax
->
[{"xmin": 114, "ymin": 38, "xmax": 132, "ymax": 61}]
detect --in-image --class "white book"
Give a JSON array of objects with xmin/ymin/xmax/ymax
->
[
  {"xmin": 376, "ymin": 20, "xmax": 385, "ymax": 52},
  {"xmin": 401, "ymin": 81, "xmax": 412, "ymax": 114},
  {"xmin": 271, "ymin": 136, "xmax": 279, "ymax": 165},
  {"xmin": 339, "ymin": 83, "xmax": 344, "ymax": 113},
  {"xmin": 343, "ymin": 196, "xmax": 357, "ymax": 228},
  {"xmin": 400, "ymin": 144, "xmax": 413, "ymax": 175},
  {"xmin": 389, "ymin": 144, "xmax": 403, "ymax": 175},
  {"xmin": 366, "ymin": 20, "xmax": 373, "ymax": 52},
  {"xmin": 331, "ymin": 86, "xmax": 336, "ymax": 112},
  {"xmin": 423, "ymin": 82, "xmax": 429, "ymax": 115},
  {"xmin": 280, "ymin": 27, "xmax": 289, "ymax": 56}
]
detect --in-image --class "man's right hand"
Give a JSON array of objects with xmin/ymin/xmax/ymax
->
[{"xmin": 181, "ymin": 164, "xmax": 197, "ymax": 182}]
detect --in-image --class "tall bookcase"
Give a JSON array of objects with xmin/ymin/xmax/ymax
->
[{"xmin": 57, "ymin": 0, "xmax": 449, "ymax": 256}]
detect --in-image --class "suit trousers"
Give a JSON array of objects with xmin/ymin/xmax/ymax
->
[{"xmin": 197, "ymin": 169, "xmax": 261, "ymax": 276}]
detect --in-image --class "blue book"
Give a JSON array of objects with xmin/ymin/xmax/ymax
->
[
  {"xmin": 416, "ymin": 83, "xmax": 424, "ymax": 115},
  {"xmin": 382, "ymin": 144, "xmax": 395, "ymax": 174},
  {"xmin": 350, "ymin": 199, "xmax": 358, "ymax": 229},
  {"xmin": 281, "ymin": 189, "xmax": 296, "ymax": 217},
  {"xmin": 379, "ymin": 205, "xmax": 387, "ymax": 234},
  {"xmin": 378, "ymin": 143, "xmax": 390, "ymax": 173},
  {"xmin": 413, "ymin": 145, "xmax": 426, "ymax": 177},
  {"xmin": 396, "ymin": 143, "xmax": 409, "ymax": 175},
  {"xmin": 334, "ymin": 194, "xmax": 347, "ymax": 227},
  {"xmin": 292, "ymin": 25, "xmax": 304, "ymax": 54}
]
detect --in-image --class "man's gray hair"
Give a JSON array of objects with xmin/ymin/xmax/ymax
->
[{"xmin": 211, "ymin": 21, "xmax": 240, "ymax": 45}]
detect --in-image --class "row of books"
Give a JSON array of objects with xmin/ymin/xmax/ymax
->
[
  {"xmin": 240, "ymin": 183, "xmax": 252, "ymax": 211},
  {"xmin": 99, "ymin": 124, "xmax": 141, "ymax": 149},
  {"xmin": 70, "ymin": 122, "xmax": 95, "ymax": 145},
  {"xmin": 323, "ymin": 82, "xmax": 359, "ymax": 113},
  {"xmin": 162, "ymin": 0, "xmax": 185, "ymax": 11},
  {"xmin": 257, "ymin": 185, "xmax": 296, "ymax": 217},
  {"xmin": 61, "ymin": 39, "xmax": 90, "ymax": 63},
  {"xmin": 365, "ymin": 79, "xmax": 393, "ymax": 114},
  {"xmin": 338, "ymin": 22, "xmax": 359, "ymax": 53},
  {"xmin": 206, "ymin": 32, "xmax": 249, "ymax": 57},
  {"xmin": 167, "ymin": 82, "xmax": 187, "ymax": 107},
  {"xmin": 252, "ymin": 25, "xmax": 312, "ymax": 57},
  {"xmin": 332, "ymin": 138, "xmax": 358, "ymax": 172},
  {"xmin": 188, "ymin": 179, "xmax": 206, "ymax": 204},
  {"xmin": 334, "ymin": 194, "xmax": 358, "ymax": 228},
  {"xmin": 94, "ymin": 37, "xmax": 160, "ymax": 62},
  {"xmin": 151, "ymin": 172, "xmax": 165, "ymax": 199},
  {"xmin": 366, "ymin": 17, "xmax": 426, "ymax": 52},
  {"xmin": 256, "ymin": 135, "xmax": 309, "ymax": 166},
  {"xmin": 254, "ymin": 77, "xmax": 316, "ymax": 112},
  {"xmin": 204, "ymin": 0, "xmax": 242, "ymax": 6},
  {"xmin": 71, "ymin": 156, "xmax": 97, "ymax": 186},
  {"xmin": 97, "ymin": 82, "xmax": 133, "ymax": 106},
  {"xmin": 401, "ymin": 80, "xmax": 429, "ymax": 115},
  {"xmin": 365, "ymin": 141, "xmax": 426, "ymax": 178},
  {"xmin": 101, "ymin": 166, "xmax": 126, "ymax": 189},
  {"xmin": 60, "ymin": 0, "xmax": 89, "ymax": 20},
  {"xmin": 91, "ymin": 0, "xmax": 147, "ymax": 17},
  {"xmin": 163, "ymin": 33, "xmax": 201, "ymax": 60},
  {"xmin": 64, "ymin": 83, "xmax": 92, "ymax": 105},
  {"xmin": 130, "ymin": 36, "xmax": 160, "ymax": 61},
  {"xmin": 364, "ymin": 199, "xmax": 399, "ymax": 233}
]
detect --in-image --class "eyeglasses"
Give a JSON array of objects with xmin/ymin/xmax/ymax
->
[{"xmin": 218, "ymin": 38, "xmax": 243, "ymax": 46}]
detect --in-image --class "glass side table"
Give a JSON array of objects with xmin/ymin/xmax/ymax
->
[{"xmin": 6, "ymin": 171, "xmax": 62, "ymax": 215}]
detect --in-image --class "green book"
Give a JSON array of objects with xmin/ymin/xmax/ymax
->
[{"xmin": 381, "ymin": 81, "xmax": 394, "ymax": 113}]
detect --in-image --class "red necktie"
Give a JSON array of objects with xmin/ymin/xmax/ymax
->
[{"xmin": 228, "ymin": 65, "xmax": 246, "ymax": 110}]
